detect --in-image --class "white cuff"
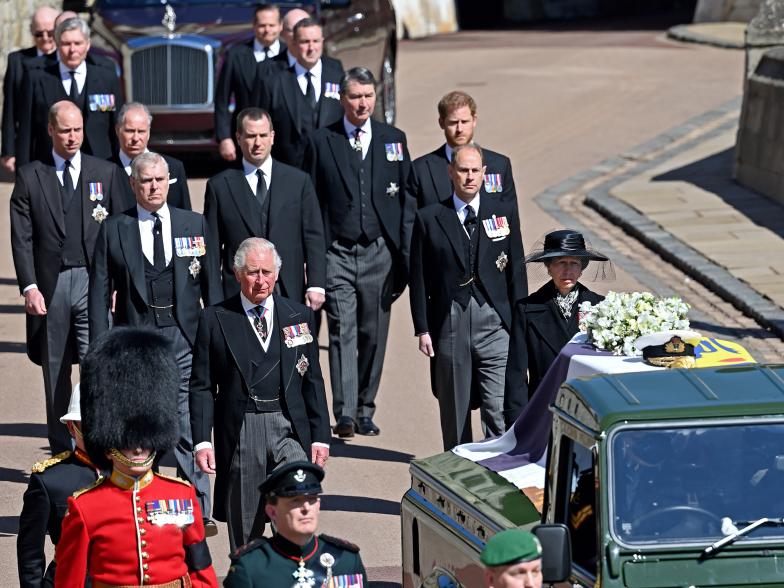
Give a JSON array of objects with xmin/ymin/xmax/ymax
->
[
  {"xmin": 312, "ymin": 442, "xmax": 330, "ymax": 449},
  {"xmin": 306, "ymin": 287, "xmax": 326, "ymax": 295},
  {"xmin": 194, "ymin": 441, "xmax": 213, "ymax": 452},
  {"xmin": 22, "ymin": 284, "xmax": 38, "ymax": 294}
]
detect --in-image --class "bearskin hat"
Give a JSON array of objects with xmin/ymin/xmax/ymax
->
[{"xmin": 80, "ymin": 327, "xmax": 179, "ymax": 469}]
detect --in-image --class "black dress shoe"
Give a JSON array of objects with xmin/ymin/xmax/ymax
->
[
  {"xmin": 356, "ymin": 417, "xmax": 380, "ymax": 436},
  {"xmin": 203, "ymin": 518, "xmax": 218, "ymax": 537},
  {"xmin": 334, "ymin": 416, "xmax": 355, "ymax": 438}
]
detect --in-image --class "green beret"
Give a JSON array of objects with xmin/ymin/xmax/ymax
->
[{"xmin": 480, "ymin": 529, "xmax": 542, "ymax": 567}]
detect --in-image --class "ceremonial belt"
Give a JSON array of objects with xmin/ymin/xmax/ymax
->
[{"xmin": 94, "ymin": 575, "xmax": 191, "ymax": 588}]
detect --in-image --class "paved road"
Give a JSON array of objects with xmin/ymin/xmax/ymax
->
[{"xmin": 0, "ymin": 27, "xmax": 753, "ymax": 585}]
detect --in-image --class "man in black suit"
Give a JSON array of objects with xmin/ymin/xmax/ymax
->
[
  {"xmin": 304, "ymin": 67, "xmax": 416, "ymax": 438},
  {"xmin": 410, "ymin": 144, "xmax": 526, "ymax": 450},
  {"xmin": 410, "ymin": 91, "xmax": 519, "ymax": 211},
  {"xmin": 88, "ymin": 151, "xmax": 221, "ymax": 531},
  {"xmin": 257, "ymin": 18, "xmax": 344, "ymax": 169},
  {"xmin": 10, "ymin": 100, "xmax": 126, "ymax": 453},
  {"xmin": 17, "ymin": 17, "xmax": 122, "ymax": 166},
  {"xmin": 214, "ymin": 3, "xmax": 284, "ymax": 162},
  {"xmin": 111, "ymin": 102, "xmax": 191, "ymax": 210},
  {"xmin": 1, "ymin": 6, "xmax": 59, "ymax": 173},
  {"xmin": 189, "ymin": 237, "xmax": 331, "ymax": 551},
  {"xmin": 17, "ymin": 384, "xmax": 101, "ymax": 587},
  {"xmin": 205, "ymin": 107, "xmax": 325, "ymax": 306}
]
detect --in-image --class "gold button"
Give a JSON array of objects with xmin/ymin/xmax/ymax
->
[
  {"xmin": 136, "ymin": 507, "xmax": 142, "ymax": 513},
  {"xmin": 143, "ymin": 563, "xmax": 149, "ymax": 570},
  {"xmin": 140, "ymin": 528, "xmax": 147, "ymax": 535},
  {"xmin": 143, "ymin": 575, "xmax": 150, "ymax": 582},
  {"xmin": 137, "ymin": 517, "xmax": 144, "ymax": 523},
  {"xmin": 141, "ymin": 540, "xmax": 148, "ymax": 547},
  {"xmin": 135, "ymin": 495, "xmax": 140, "ymax": 501},
  {"xmin": 142, "ymin": 551, "xmax": 149, "ymax": 558}
]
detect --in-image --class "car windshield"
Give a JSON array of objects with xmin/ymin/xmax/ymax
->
[{"xmin": 610, "ymin": 422, "xmax": 784, "ymax": 545}]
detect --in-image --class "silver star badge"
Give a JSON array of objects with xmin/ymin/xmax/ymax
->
[
  {"xmin": 386, "ymin": 182, "xmax": 399, "ymax": 197},
  {"xmin": 496, "ymin": 251, "xmax": 508, "ymax": 272},
  {"xmin": 296, "ymin": 354, "xmax": 309, "ymax": 376},
  {"xmin": 188, "ymin": 257, "xmax": 201, "ymax": 278}
]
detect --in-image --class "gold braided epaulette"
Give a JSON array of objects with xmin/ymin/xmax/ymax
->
[
  {"xmin": 73, "ymin": 475, "xmax": 105, "ymax": 499},
  {"xmin": 31, "ymin": 450, "xmax": 72, "ymax": 474},
  {"xmin": 156, "ymin": 471, "xmax": 191, "ymax": 486}
]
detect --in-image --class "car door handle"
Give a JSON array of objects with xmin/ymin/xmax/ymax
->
[{"xmin": 346, "ymin": 12, "xmax": 365, "ymax": 24}]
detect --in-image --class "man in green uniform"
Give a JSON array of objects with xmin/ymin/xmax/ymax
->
[
  {"xmin": 481, "ymin": 528, "xmax": 543, "ymax": 588},
  {"xmin": 225, "ymin": 462, "xmax": 367, "ymax": 587}
]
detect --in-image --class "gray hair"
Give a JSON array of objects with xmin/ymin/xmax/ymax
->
[
  {"xmin": 234, "ymin": 238, "xmax": 282, "ymax": 274},
  {"xmin": 130, "ymin": 152, "xmax": 168, "ymax": 180},
  {"xmin": 117, "ymin": 102, "xmax": 153, "ymax": 127},
  {"xmin": 340, "ymin": 67, "xmax": 376, "ymax": 94},
  {"xmin": 55, "ymin": 16, "xmax": 90, "ymax": 44},
  {"xmin": 451, "ymin": 143, "xmax": 484, "ymax": 167}
]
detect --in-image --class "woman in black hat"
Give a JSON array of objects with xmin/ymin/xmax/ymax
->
[{"xmin": 503, "ymin": 229, "xmax": 612, "ymax": 426}]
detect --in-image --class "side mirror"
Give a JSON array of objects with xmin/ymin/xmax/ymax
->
[{"xmin": 532, "ymin": 524, "xmax": 572, "ymax": 584}]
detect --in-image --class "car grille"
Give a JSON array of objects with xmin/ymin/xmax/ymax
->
[{"xmin": 130, "ymin": 43, "xmax": 211, "ymax": 106}]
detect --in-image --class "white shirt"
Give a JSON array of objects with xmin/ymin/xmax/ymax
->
[
  {"xmin": 342, "ymin": 116, "xmax": 372, "ymax": 160},
  {"xmin": 193, "ymin": 293, "xmax": 329, "ymax": 452},
  {"xmin": 59, "ymin": 60, "xmax": 86, "ymax": 95},
  {"xmin": 137, "ymin": 203, "xmax": 173, "ymax": 266},
  {"xmin": 242, "ymin": 157, "xmax": 273, "ymax": 194},
  {"xmin": 253, "ymin": 38, "xmax": 280, "ymax": 62},
  {"xmin": 445, "ymin": 144, "xmax": 454, "ymax": 163},
  {"xmin": 294, "ymin": 59, "xmax": 321, "ymax": 102},
  {"xmin": 453, "ymin": 192, "xmax": 481, "ymax": 238},
  {"xmin": 119, "ymin": 149, "xmax": 134, "ymax": 176}
]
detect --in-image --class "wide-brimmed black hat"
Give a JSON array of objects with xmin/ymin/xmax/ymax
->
[
  {"xmin": 80, "ymin": 327, "xmax": 180, "ymax": 469},
  {"xmin": 525, "ymin": 229, "xmax": 609, "ymax": 264}
]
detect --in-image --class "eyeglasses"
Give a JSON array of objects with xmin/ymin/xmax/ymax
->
[{"xmin": 33, "ymin": 29, "xmax": 54, "ymax": 38}]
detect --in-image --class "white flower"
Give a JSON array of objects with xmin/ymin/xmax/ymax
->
[
  {"xmin": 92, "ymin": 204, "xmax": 108, "ymax": 223},
  {"xmin": 579, "ymin": 291, "xmax": 691, "ymax": 355}
]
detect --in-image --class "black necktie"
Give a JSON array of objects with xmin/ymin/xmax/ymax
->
[
  {"xmin": 263, "ymin": 46, "xmax": 271, "ymax": 61},
  {"xmin": 69, "ymin": 70, "xmax": 78, "ymax": 101},
  {"xmin": 464, "ymin": 205, "xmax": 477, "ymax": 238},
  {"xmin": 253, "ymin": 306, "xmax": 268, "ymax": 341},
  {"xmin": 151, "ymin": 212, "xmax": 165, "ymax": 271},
  {"xmin": 62, "ymin": 159, "xmax": 75, "ymax": 205},
  {"xmin": 255, "ymin": 169, "xmax": 268, "ymax": 206},
  {"xmin": 304, "ymin": 71, "xmax": 317, "ymax": 110}
]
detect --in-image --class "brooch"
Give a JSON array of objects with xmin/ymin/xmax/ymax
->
[
  {"xmin": 91, "ymin": 204, "xmax": 108, "ymax": 224},
  {"xmin": 296, "ymin": 354, "xmax": 309, "ymax": 376},
  {"xmin": 496, "ymin": 251, "xmax": 508, "ymax": 272},
  {"xmin": 188, "ymin": 257, "xmax": 201, "ymax": 278},
  {"xmin": 386, "ymin": 182, "xmax": 399, "ymax": 197}
]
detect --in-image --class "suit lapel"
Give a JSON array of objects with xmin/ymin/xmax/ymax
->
[
  {"xmin": 275, "ymin": 295, "xmax": 302, "ymax": 395},
  {"xmin": 281, "ymin": 69, "xmax": 303, "ymax": 135},
  {"xmin": 239, "ymin": 42, "xmax": 257, "ymax": 90},
  {"xmin": 36, "ymin": 165, "xmax": 65, "ymax": 235},
  {"xmin": 118, "ymin": 209, "xmax": 148, "ymax": 303},
  {"xmin": 435, "ymin": 202, "xmax": 467, "ymax": 271},
  {"xmin": 266, "ymin": 161, "xmax": 286, "ymax": 235},
  {"xmin": 216, "ymin": 297, "xmax": 255, "ymax": 387},
  {"xmin": 426, "ymin": 146, "xmax": 452, "ymax": 201},
  {"xmin": 327, "ymin": 128, "xmax": 359, "ymax": 199},
  {"xmin": 226, "ymin": 171, "xmax": 263, "ymax": 236},
  {"xmin": 169, "ymin": 208, "xmax": 190, "ymax": 296}
]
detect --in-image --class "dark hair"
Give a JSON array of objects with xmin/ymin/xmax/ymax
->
[
  {"xmin": 293, "ymin": 17, "xmax": 320, "ymax": 40},
  {"xmin": 254, "ymin": 3, "xmax": 280, "ymax": 19},
  {"xmin": 236, "ymin": 107, "xmax": 274, "ymax": 134},
  {"xmin": 339, "ymin": 67, "xmax": 376, "ymax": 94}
]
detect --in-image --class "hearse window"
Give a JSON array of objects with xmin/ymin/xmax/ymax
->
[{"xmin": 556, "ymin": 437, "xmax": 597, "ymax": 577}]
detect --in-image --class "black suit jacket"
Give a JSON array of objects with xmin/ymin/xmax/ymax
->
[
  {"xmin": 504, "ymin": 281, "xmax": 604, "ymax": 425},
  {"xmin": 256, "ymin": 57, "xmax": 344, "ymax": 168},
  {"xmin": 409, "ymin": 198, "xmax": 526, "ymax": 343},
  {"xmin": 17, "ymin": 451, "xmax": 99, "ymax": 587},
  {"xmin": 17, "ymin": 61, "xmax": 123, "ymax": 165},
  {"xmin": 203, "ymin": 160, "xmax": 325, "ymax": 301},
  {"xmin": 109, "ymin": 152, "xmax": 192, "ymax": 211},
  {"xmin": 189, "ymin": 294, "xmax": 331, "ymax": 521},
  {"xmin": 1, "ymin": 46, "xmax": 38, "ymax": 158},
  {"xmin": 88, "ymin": 205, "xmax": 221, "ymax": 346},
  {"xmin": 304, "ymin": 118, "xmax": 416, "ymax": 295},
  {"xmin": 10, "ymin": 154, "xmax": 127, "ymax": 365},
  {"xmin": 214, "ymin": 40, "xmax": 284, "ymax": 142},
  {"xmin": 410, "ymin": 144, "xmax": 519, "ymax": 211}
]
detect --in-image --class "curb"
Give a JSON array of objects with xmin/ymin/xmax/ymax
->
[
  {"xmin": 667, "ymin": 24, "xmax": 746, "ymax": 50},
  {"xmin": 534, "ymin": 96, "xmax": 784, "ymax": 339}
]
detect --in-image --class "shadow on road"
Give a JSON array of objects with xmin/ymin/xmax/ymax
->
[
  {"xmin": 0, "ymin": 423, "xmax": 47, "ymax": 439},
  {"xmin": 690, "ymin": 320, "xmax": 780, "ymax": 341},
  {"xmin": 0, "ymin": 277, "xmax": 20, "ymax": 286},
  {"xmin": 0, "ymin": 516, "xmax": 19, "ymax": 536},
  {"xmin": 652, "ymin": 148, "xmax": 784, "ymax": 239},
  {"xmin": 321, "ymin": 494, "xmax": 400, "ymax": 516},
  {"xmin": 0, "ymin": 466, "xmax": 29, "ymax": 485},
  {"xmin": 0, "ymin": 304, "xmax": 24, "ymax": 314},
  {"xmin": 0, "ymin": 341, "xmax": 27, "ymax": 353},
  {"xmin": 329, "ymin": 439, "xmax": 413, "ymax": 464}
]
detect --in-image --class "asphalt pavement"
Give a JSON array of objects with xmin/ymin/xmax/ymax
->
[{"xmin": 1, "ymin": 23, "xmax": 779, "ymax": 586}]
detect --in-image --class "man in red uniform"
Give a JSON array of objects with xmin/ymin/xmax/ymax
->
[{"xmin": 55, "ymin": 327, "xmax": 218, "ymax": 587}]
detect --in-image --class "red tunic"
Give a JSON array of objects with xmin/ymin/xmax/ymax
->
[{"xmin": 55, "ymin": 469, "xmax": 218, "ymax": 587}]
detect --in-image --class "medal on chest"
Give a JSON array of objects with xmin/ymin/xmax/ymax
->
[{"xmin": 293, "ymin": 558, "xmax": 316, "ymax": 588}]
